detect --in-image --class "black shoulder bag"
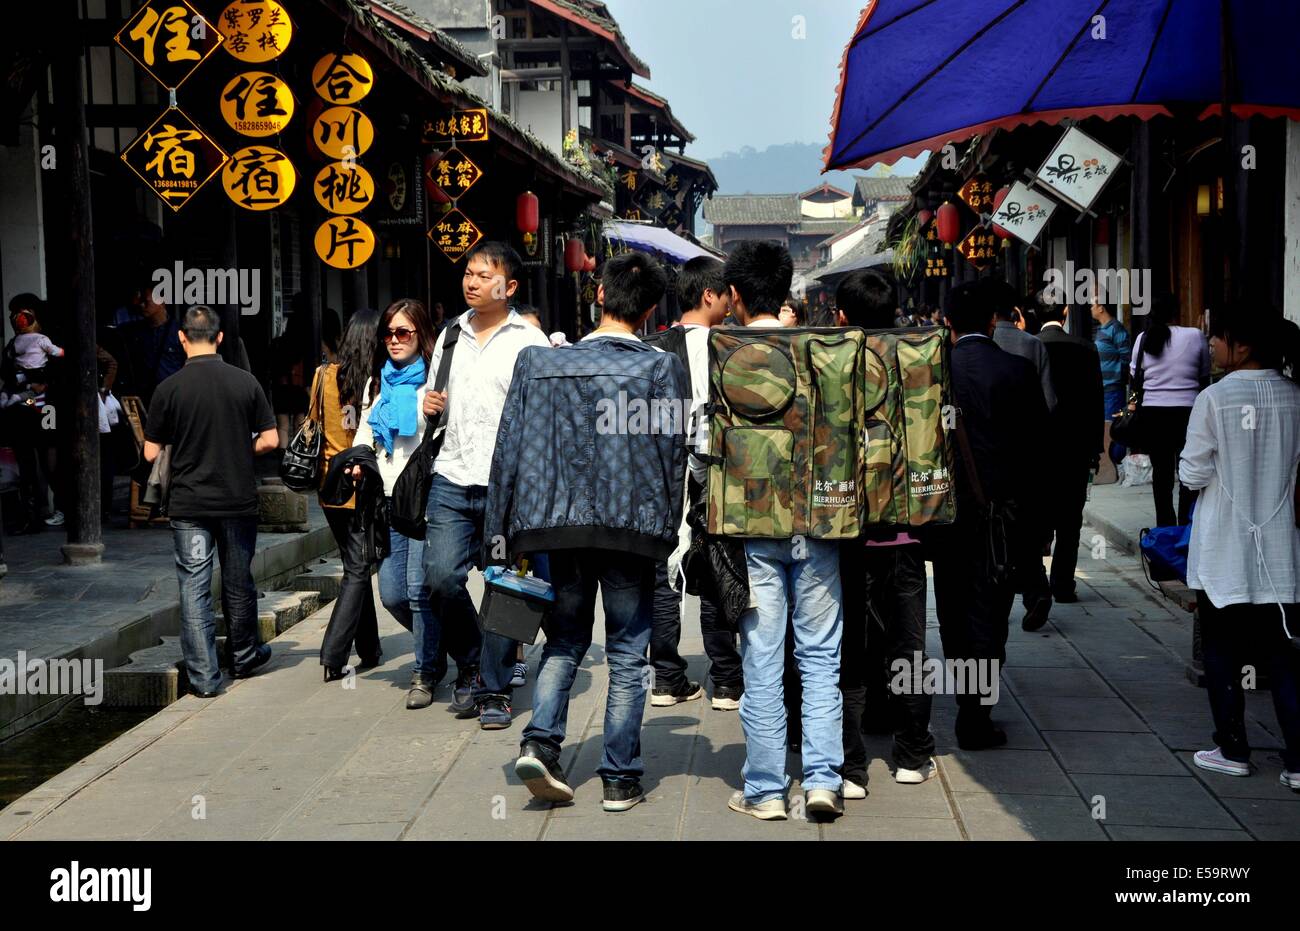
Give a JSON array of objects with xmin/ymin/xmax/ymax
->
[
  {"xmin": 1109, "ymin": 337, "xmax": 1146, "ymax": 450},
  {"xmin": 390, "ymin": 322, "xmax": 461, "ymax": 539},
  {"xmin": 280, "ymin": 368, "xmax": 325, "ymax": 491}
]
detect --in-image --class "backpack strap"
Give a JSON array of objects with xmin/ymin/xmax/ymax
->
[{"xmin": 427, "ymin": 321, "xmax": 461, "ymax": 434}]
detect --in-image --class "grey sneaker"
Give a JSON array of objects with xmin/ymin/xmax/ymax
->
[
  {"xmin": 727, "ymin": 790, "xmax": 787, "ymax": 821},
  {"xmin": 805, "ymin": 788, "xmax": 843, "ymax": 816}
]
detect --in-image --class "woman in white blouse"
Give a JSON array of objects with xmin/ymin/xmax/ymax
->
[{"xmin": 1179, "ymin": 304, "xmax": 1300, "ymax": 789}]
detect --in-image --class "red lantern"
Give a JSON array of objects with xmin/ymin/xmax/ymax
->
[
  {"xmin": 516, "ymin": 191, "xmax": 539, "ymax": 234},
  {"xmin": 917, "ymin": 208, "xmax": 933, "ymax": 229},
  {"xmin": 583, "ymin": 255, "xmax": 597, "ymax": 273},
  {"xmin": 935, "ymin": 201, "xmax": 960, "ymax": 244},
  {"xmin": 564, "ymin": 237, "xmax": 585, "ymax": 273},
  {"xmin": 991, "ymin": 186, "xmax": 1012, "ymax": 239}
]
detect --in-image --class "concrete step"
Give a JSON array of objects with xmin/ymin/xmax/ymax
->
[
  {"xmin": 291, "ymin": 558, "xmax": 345, "ymax": 602},
  {"xmin": 101, "ymin": 637, "xmax": 184, "ymax": 708},
  {"xmin": 217, "ymin": 590, "xmax": 322, "ymax": 642}
]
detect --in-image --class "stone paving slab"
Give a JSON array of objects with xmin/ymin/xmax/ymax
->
[{"xmin": 6, "ymin": 521, "xmax": 1298, "ymax": 840}]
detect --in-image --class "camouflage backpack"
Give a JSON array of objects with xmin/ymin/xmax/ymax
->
[{"xmin": 703, "ymin": 325, "xmax": 955, "ymax": 539}]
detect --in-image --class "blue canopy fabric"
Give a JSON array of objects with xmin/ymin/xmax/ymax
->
[
  {"xmin": 826, "ymin": 0, "xmax": 1300, "ymax": 171},
  {"xmin": 604, "ymin": 221, "xmax": 718, "ymax": 263}
]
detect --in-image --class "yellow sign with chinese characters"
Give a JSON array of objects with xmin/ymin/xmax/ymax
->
[
  {"xmin": 220, "ymin": 0, "xmax": 292, "ymax": 63},
  {"xmin": 312, "ymin": 53, "xmax": 374, "ymax": 106},
  {"xmin": 219, "ymin": 72, "xmax": 294, "ymax": 137},
  {"xmin": 120, "ymin": 108, "xmax": 228, "ymax": 212},
  {"xmin": 315, "ymin": 216, "xmax": 376, "ymax": 269},
  {"xmin": 115, "ymin": 0, "xmax": 225, "ymax": 90},
  {"xmin": 313, "ymin": 106, "xmax": 374, "ymax": 160},
  {"xmin": 428, "ymin": 209, "xmax": 483, "ymax": 262},
  {"xmin": 222, "ymin": 145, "xmax": 295, "ymax": 211},
  {"xmin": 428, "ymin": 151, "xmax": 482, "ymax": 200},
  {"xmin": 422, "ymin": 110, "xmax": 488, "ymax": 144},
  {"xmin": 314, "ymin": 162, "xmax": 374, "ymax": 215}
]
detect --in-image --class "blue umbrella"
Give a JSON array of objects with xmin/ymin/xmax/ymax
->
[{"xmin": 825, "ymin": 0, "xmax": 1300, "ymax": 171}]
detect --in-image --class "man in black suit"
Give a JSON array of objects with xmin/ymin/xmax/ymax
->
[
  {"xmin": 1023, "ymin": 302, "xmax": 1105, "ymax": 623},
  {"xmin": 933, "ymin": 283, "xmax": 1049, "ymax": 750}
]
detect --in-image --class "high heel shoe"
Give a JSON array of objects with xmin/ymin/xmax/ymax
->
[{"xmin": 323, "ymin": 666, "xmax": 351, "ymax": 683}]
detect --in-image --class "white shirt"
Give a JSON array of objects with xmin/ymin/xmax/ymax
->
[
  {"xmin": 1179, "ymin": 369, "xmax": 1300, "ymax": 607},
  {"xmin": 428, "ymin": 309, "xmax": 551, "ymax": 488}
]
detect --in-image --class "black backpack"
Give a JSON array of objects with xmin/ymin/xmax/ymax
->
[
  {"xmin": 389, "ymin": 322, "xmax": 461, "ymax": 539},
  {"xmin": 640, "ymin": 325, "xmax": 692, "ymax": 385}
]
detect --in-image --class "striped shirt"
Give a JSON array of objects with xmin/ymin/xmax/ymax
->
[{"xmin": 1094, "ymin": 318, "xmax": 1131, "ymax": 391}]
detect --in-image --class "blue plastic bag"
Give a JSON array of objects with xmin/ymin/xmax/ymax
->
[{"xmin": 1139, "ymin": 505, "xmax": 1194, "ymax": 585}]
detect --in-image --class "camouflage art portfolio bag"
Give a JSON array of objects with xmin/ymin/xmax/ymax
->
[{"xmin": 704, "ymin": 326, "xmax": 956, "ymax": 539}]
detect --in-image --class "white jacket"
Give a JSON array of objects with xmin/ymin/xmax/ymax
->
[{"xmin": 352, "ymin": 379, "xmax": 430, "ymax": 496}]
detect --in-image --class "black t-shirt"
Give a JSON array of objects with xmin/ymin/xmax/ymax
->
[{"xmin": 144, "ymin": 354, "xmax": 275, "ymax": 519}]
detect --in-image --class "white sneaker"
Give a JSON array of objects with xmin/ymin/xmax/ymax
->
[
  {"xmin": 1281, "ymin": 770, "xmax": 1300, "ymax": 790},
  {"xmin": 840, "ymin": 779, "xmax": 867, "ymax": 800},
  {"xmin": 895, "ymin": 760, "xmax": 937, "ymax": 784},
  {"xmin": 805, "ymin": 788, "xmax": 843, "ymax": 816},
  {"xmin": 44, "ymin": 510, "xmax": 65, "ymax": 527},
  {"xmin": 727, "ymin": 790, "xmax": 787, "ymax": 821},
  {"xmin": 1193, "ymin": 747, "xmax": 1251, "ymax": 777}
]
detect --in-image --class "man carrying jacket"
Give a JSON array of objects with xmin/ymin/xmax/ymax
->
[{"xmin": 488, "ymin": 252, "xmax": 688, "ymax": 813}]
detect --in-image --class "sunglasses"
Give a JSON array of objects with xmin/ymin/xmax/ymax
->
[{"xmin": 384, "ymin": 327, "xmax": 415, "ymax": 344}]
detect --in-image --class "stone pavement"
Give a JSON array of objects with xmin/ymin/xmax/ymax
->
[
  {"xmin": 4, "ymin": 513, "xmax": 1298, "ymax": 841},
  {"xmin": 0, "ymin": 501, "xmax": 334, "ymax": 738}
]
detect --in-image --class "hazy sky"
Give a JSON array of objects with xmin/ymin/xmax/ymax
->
[{"xmin": 601, "ymin": 0, "xmax": 861, "ymax": 160}]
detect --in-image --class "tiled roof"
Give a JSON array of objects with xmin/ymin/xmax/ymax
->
[
  {"xmin": 853, "ymin": 176, "xmax": 916, "ymax": 204},
  {"xmin": 703, "ymin": 194, "xmax": 801, "ymax": 226},
  {"xmin": 528, "ymin": 0, "xmax": 651, "ymax": 78},
  {"xmin": 626, "ymin": 83, "xmax": 694, "ymax": 143},
  {"xmin": 366, "ymin": 1, "xmax": 489, "ymax": 77},
  {"xmin": 815, "ymin": 228, "xmax": 891, "ymax": 280},
  {"xmin": 793, "ymin": 217, "xmax": 859, "ymax": 237}
]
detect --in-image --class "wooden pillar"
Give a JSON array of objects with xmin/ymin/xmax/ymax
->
[
  {"xmin": 1131, "ymin": 119, "xmax": 1155, "ymax": 331},
  {"xmin": 53, "ymin": 15, "xmax": 102, "ymax": 565}
]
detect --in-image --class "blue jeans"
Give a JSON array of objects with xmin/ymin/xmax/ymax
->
[
  {"xmin": 1104, "ymin": 385, "xmax": 1127, "ymax": 463},
  {"xmin": 171, "ymin": 517, "xmax": 260, "ymax": 694},
  {"xmin": 418, "ymin": 476, "xmax": 484, "ymax": 675},
  {"xmin": 522, "ymin": 549, "xmax": 655, "ymax": 780},
  {"xmin": 739, "ymin": 538, "xmax": 843, "ymax": 802},
  {"xmin": 379, "ymin": 519, "xmax": 438, "ymax": 676}
]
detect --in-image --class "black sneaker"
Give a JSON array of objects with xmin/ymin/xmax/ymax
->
[
  {"xmin": 449, "ymin": 665, "xmax": 479, "ymax": 717},
  {"xmin": 515, "ymin": 740, "xmax": 573, "ymax": 803},
  {"xmin": 233, "ymin": 644, "xmax": 273, "ymax": 679},
  {"xmin": 1022, "ymin": 595, "xmax": 1052, "ymax": 632},
  {"xmin": 650, "ymin": 678, "xmax": 704, "ymax": 707},
  {"xmin": 602, "ymin": 778, "xmax": 644, "ymax": 812},
  {"xmin": 711, "ymin": 684, "xmax": 743, "ymax": 711},
  {"xmin": 1052, "ymin": 587, "xmax": 1079, "ymax": 604},
  {"xmin": 479, "ymin": 694, "xmax": 512, "ymax": 730}
]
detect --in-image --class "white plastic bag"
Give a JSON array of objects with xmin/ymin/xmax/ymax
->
[{"xmin": 1118, "ymin": 453, "xmax": 1153, "ymax": 487}]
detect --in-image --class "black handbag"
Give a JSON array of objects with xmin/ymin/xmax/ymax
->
[
  {"xmin": 390, "ymin": 322, "xmax": 461, "ymax": 539},
  {"xmin": 279, "ymin": 368, "xmax": 325, "ymax": 491},
  {"xmin": 1109, "ymin": 340, "xmax": 1146, "ymax": 449}
]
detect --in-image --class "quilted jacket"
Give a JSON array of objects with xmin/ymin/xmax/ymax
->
[{"xmin": 485, "ymin": 336, "xmax": 690, "ymax": 562}]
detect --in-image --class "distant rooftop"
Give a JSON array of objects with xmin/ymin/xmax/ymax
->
[
  {"xmin": 703, "ymin": 194, "xmax": 801, "ymax": 226},
  {"xmin": 854, "ymin": 175, "xmax": 915, "ymax": 205}
]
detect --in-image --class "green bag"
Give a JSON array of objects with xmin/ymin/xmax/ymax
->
[{"xmin": 704, "ymin": 325, "xmax": 955, "ymax": 539}]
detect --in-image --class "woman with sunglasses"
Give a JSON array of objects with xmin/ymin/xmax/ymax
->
[
  {"xmin": 315, "ymin": 309, "xmax": 383, "ymax": 681},
  {"xmin": 1180, "ymin": 302, "xmax": 1300, "ymax": 789},
  {"xmin": 353, "ymin": 299, "xmax": 446, "ymax": 705}
]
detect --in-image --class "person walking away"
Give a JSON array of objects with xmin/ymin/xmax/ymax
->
[
  {"xmin": 143, "ymin": 306, "xmax": 278, "ymax": 696},
  {"xmin": 351, "ymin": 299, "xmax": 448, "ymax": 707},
  {"xmin": 647, "ymin": 256, "xmax": 744, "ymax": 711},
  {"xmin": 1181, "ymin": 302, "xmax": 1300, "ymax": 789},
  {"xmin": 703, "ymin": 242, "xmax": 845, "ymax": 820},
  {"xmin": 1092, "ymin": 301, "xmax": 1132, "ymax": 464},
  {"xmin": 834, "ymin": 267, "xmax": 936, "ymax": 792},
  {"xmin": 316, "ymin": 309, "xmax": 384, "ymax": 680},
  {"xmin": 1132, "ymin": 293, "xmax": 1210, "ymax": 527},
  {"xmin": 934, "ymin": 284, "xmax": 1049, "ymax": 749},
  {"xmin": 1026, "ymin": 302, "xmax": 1104, "ymax": 620},
  {"xmin": 422, "ymin": 242, "xmax": 551, "ymax": 726},
  {"xmin": 487, "ymin": 252, "xmax": 687, "ymax": 812}
]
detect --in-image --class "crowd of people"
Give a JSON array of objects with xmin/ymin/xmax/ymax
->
[{"xmin": 86, "ymin": 237, "xmax": 1300, "ymax": 818}]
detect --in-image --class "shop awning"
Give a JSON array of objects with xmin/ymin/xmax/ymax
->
[{"xmin": 604, "ymin": 222, "xmax": 720, "ymax": 264}]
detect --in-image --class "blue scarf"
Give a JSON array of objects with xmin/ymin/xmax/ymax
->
[{"xmin": 368, "ymin": 357, "xmax": 427, "ymax": 456}]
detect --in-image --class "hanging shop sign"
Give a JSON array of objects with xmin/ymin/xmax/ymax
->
[
  {"xmin": 220, "ymin": 0, "xmax": 292, "ymax": 63},
  {"xmin": 957, "ymin": 226, "xmax": 999, "ymax": 271},
  {"xmin": 315, "ymin": 215, "xmax": 376, "ymax": 269},
  {"xmin": 922, "ymin": 221, "xmax": 949, "ymax": 278},
  {"xmin": 958, "ymin": 176, "xmax": 996, "ymax": 215},
  {"xmin": 219, "ymin": 71, "xmax": 294, "ymax": 137},
  {"xmin": 428, "ymin": 208, "xmax": 483, "ymax": 262},
  {"xmin": 222, "ymin": 145, "xmax": 295, "ymax": 211},
  {"xmin": 313, "ymin": 106, "xmax": 374, "ymax": 159},
  {"xmin": 990, "ymin": 180, "xmax": 1057, "ymax": 246},
  {"xmin": 120, "ymin": 108, "xmax": 228, "ymax": 212},
  {"xmin": 312, "ymin": 53, "xmax": 374, "ymax": 106},
  {"xmin": 115, "ymin": 0, "xmax": 225, "ymax": 90},
  {"xmin": 422, "ymin": 109, "xmax": 489, "ymax": 144},
  {"xmin": 428, "ymin": 150, "xmax": 483, "ymax": 200},
  {"xmin": 1034, "ymin": 125, "xmax": 1122, "ymax": 213},
  {"xmin": 314, "ymin": 161, "xmax": 374, "ymax": 214}
]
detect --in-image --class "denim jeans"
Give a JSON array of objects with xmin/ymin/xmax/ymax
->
[
  {"xmin": 1103, "ymin": 385, "xmax": 1127, "ymax": 463},
  {"xmin": 171, "ymin": 516, "xmax": 260, "ymax": 694},
  {"xmin": 522, "ymin": 549, "xmax": 655, "ymax": 780},
  {"xmin": 420, "ymin": 475, "xmax": 485, "ymax": 674},
  {"xmin": 738, "ymin": 538, "xmax": 843, "ymax": 802}
]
